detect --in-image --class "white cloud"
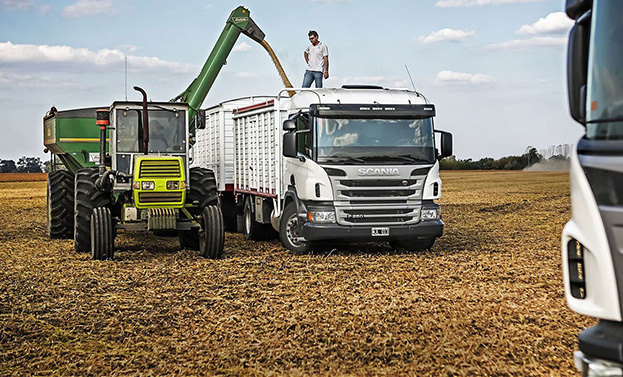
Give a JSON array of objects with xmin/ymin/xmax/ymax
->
[
  {"xmin": 419, "ymin": 28, "xmax": 475, "ymax": 44},
  {"xmin": 0, "ymin": 72, "xmax": 81, "ymax": 89},
  {"xmin": 232, "ymin": 41, "xmax": 252, "ymax": 52},
  {"xmin": 62, "ymin": 0, "xmax": 117, "ymax": 18},
  {"xmin": 517, "ymin": 12, "xmax": 574, "ymax": 35},
  {"xmin": 0, "ymin": 41, "xmax": 196, "ymax": 73},
  {"xmin": 436, "ymin": 71, "xmax": 496, "ymax": 85},
  {"xmin": 436, "ymin": 0, "xmax": 544, "ymax": 7},
  {"xmin": 1, "ymin": 0, "xmax": 50, "ymax": 14},
  {"xmin": 118, "ymin": 44, "xmax": 140, "ymax": 53},
  {"xmin": 485, "ymin": 36, "xmax": 567, "ymax": 49}
]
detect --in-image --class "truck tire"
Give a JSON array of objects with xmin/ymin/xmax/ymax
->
[
  {"xmin": 390, "ymin": 237, "xmax": 436, "ymax": 252},
  {"xmin": 187, "ymin": 167, "xmax": 218, "ymax": 214},
  {"xmin": 91, "ymin": 207, "xmax": 114, "ymax": 260},
  {"xmin": 47, "ymin": 170, "xmax": 74, "ymax": 239},
  {"xmin": 279, "ymin": 202, "xmax": 312, "ymax": 254},
  {"xmin": 179, "ymin": 229, "xmax": 200, "ymax": 250},
  {"xmin": 243, "ymin": 196, "xmax": 263, "ymax": 240},
  {"xmin": 74, "ymin": 168, "xmax": 111, "ymax": 253},
  {"xmin": 199, "ymin": 205, "xmax": 224, "ymax": 259}
]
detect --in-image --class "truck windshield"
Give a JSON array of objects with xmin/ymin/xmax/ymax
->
[
  {"xmin": 586, "ymin": 0, "xmax": 623, "ymax": 140},
  {"xmin": 116, "ymin": 110, "xmax": 186, "ymax": 153},
  {"xmin": 315, "ymin": 117, "xmax": 435, "ymax": 164}
]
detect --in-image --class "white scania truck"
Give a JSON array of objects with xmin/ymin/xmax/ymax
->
[
  {"xmin": 563, "ymin": 0, "xmax": 623, "ymax": 375},
  {"xmin": 195, "ymin": 86, "xmax": 453, "ymax": 253}
]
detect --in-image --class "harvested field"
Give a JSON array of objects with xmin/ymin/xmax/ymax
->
[{"xmin": 0, "ymin": 171, "xmax": 594, "ymax": 376}]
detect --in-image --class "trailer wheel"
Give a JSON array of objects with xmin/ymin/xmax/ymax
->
[
  {"xmin": 243, "ymin": 196, "xmax": 262, "ymax": 240},
  {"xmin": 280, "ymin": 202, "xmax": 312, "ymax": 254},
  {"xmin": 74, "ymin": 168, "xmax": 111, "ymax": 253},
  {"xmin": 187, "ymin": 167, "xmax": 218, "ymax": 215},
  {"xmin": 199, "ymin": 205, "xmax": 224, "ymax": 259},
  {"xmin": 91, "ymin": 207, "xmax": 114, "ymax": 260},
  {"xmin": 179, "ymin": 229, "xmax": 200, "ymax": 250},
  {"xmin": 47, "ymin": 170, "xmax": 74, "ymax": 239},
  {"xmin": 390, "ymin": 237, "xmax": 436, "ymax": 252}
]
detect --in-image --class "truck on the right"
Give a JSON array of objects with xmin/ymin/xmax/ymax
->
[{"xmin": 563, "ymin": 0, "xmax": 623, "ymax": 375}]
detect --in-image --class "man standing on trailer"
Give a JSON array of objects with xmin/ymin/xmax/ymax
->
[{"xmin": 302, "ymin": 30, "xmax": 329, "ymax": 88}]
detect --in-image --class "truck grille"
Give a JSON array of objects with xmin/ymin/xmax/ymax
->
[
  {"xmin": 330, "ymin": 173, "xmax": 426, "ymax": 226},
  {"xmin": 138, "ymin": 192, "xmax": 183, "ymax": 203},
  {"xmin": 138, "ymin": 160, "xmax": 182, "ymax": 179}
]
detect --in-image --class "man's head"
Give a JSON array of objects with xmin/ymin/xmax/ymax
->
[{"xmin": 308, "ymin": 30, "xmax": 319, "ymax": 44}]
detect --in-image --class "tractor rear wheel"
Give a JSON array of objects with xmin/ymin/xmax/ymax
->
[
  {"xmin": 74, "ymin": 168, "xmax": 111, "ymax": 253},
  {"xmin": 199, "ymin": 205, "xmax": 224, "ymax": 259},
  {"xmin": 91, "ymin": 207, "xmax": 114, "ymax": 260},
  {"xmin": 47, "ymin": 170, "xmax": 74, "ymax": 239}
]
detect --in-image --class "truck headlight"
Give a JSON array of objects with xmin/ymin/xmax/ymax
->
[
  {"xmin": 421, "ymin": 208, "xmax": 439, "ymax": 220},
  {"xmin": 166, "ymin": 181, "xmax": 179, "ymax": 190},
  {"xmin": 308, "ymin": 211, "xmax": 336, "ymax": 223},
  {"xmin": 141, "ymin": 181, "xmax": 155, "ymax": 190}
]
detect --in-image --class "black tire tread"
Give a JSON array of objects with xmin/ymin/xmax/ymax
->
[
  {"xmin": 47, "ymin": 170, "xmax": 74, "ymax": 239},
  {"xmin": 200, "ymin": 205, "xmax": 224, "ymax": 259},
  {"xmin": 91, "ymin": 207, "xmax": 114, "ymax": 260},
  {"xmin": 74, "ymin": 168, "xmax": 111, "ymax": 253}
]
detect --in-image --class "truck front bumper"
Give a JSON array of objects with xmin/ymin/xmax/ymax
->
[{"xmin": 302, "ymin": 220, "xmax": 443, "ymax": 242}]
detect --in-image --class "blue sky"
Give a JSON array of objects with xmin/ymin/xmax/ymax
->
[{"xmin": 0, "ymin": 0, "xmax": 582, "ymax": 162}]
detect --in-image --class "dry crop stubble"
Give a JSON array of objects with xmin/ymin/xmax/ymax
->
[{"xmin": 0, "ymin": 171, "xmax": 595, "ymax": 376}]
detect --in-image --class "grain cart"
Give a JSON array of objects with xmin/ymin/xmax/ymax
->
[
  {"xmin": 198, "ymin": 86, "xmax": 453, "ymax": 253},
  {"xmin": 563, "ymin": 0, "xmax": 623, "ymax": 375},
  {"xmin": 43, "ymin": 6, "xmax": 292, "ymax": 260}
]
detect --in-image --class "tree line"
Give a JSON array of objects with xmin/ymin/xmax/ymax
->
[
  {"xmin": 0, "ymin": 157, "xmax": 46, "ymax": 173},
  {"xmin": 440, "ymin": 147, "xmax": 569, "ymax": 170}
]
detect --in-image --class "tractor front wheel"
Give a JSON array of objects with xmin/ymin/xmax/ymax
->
[
  {"xmin": 91, "ymin": 207, "xmax": 114, "ymax": 260},
  {"xmin": 74, "ymin": 168, "xmax": 111, "ymax": 253},
  {"xmin": 199, "ymin": 205, "xmax": 224, "ymax": 259}
]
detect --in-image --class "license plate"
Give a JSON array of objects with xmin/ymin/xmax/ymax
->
[{"xmin": 371, "ymin": 227, "xmax": 390, "ymax": 237}]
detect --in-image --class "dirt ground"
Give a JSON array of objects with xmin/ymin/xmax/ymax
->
[{"xmin": 0, "ymin": 171, "xmax": 593, "ymax": 376}]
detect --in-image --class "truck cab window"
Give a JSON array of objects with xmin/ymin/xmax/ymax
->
[{"xmin": 297, "ymin": 113, "xmax": 312, "ymax": 157}]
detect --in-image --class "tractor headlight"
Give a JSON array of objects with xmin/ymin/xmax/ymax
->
[
  {"xmin": 141, "ymin": 181, "xmax": 155, "ymax": 190},
  {"xmin": 166, "ymin": 181, "xmax": 179, "ymax": 190},
  {"xmin": 421, "ymin": 208, "xmax": 439, "ymax": 221},
  {"xmin": 308, "ymin": 210, "xmax": 336, "ymax": 223}
]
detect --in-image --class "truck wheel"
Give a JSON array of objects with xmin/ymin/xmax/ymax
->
[
  {"xmin": 74, "ymin": 168, "xmax": 111, "ymax": 253},
  {"xmin": 280, "ymin": 202, "xmax": 312, "ymax": 254},
  {"xmin": 199, "ymin": 205, "xmax": 224, "ymax": 259},
  {"xmin": 47, "ymin": 170, "xmax": 74, "ymax": 239},
  {"xmin": 91, "ymin": 207, "xmax": 114, "ymax": 260},
  {"xmin": 187, "ymin": 167, "xmax": 218, "ymax": 215},
  {"xmin": 390, "ymin": 237, "xmax": 436, "ymax": 252},
  {"xmin": 179, "ymin": 229, "xmax": 200, "ymax": 250},
  {"xmin": 243, "ymin": 196, "xmax": 262, "ymax": 240}
]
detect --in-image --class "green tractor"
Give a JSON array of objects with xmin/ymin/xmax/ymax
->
[
  {"xmin": 44, "ymin": 89, "xmax": 224, "ymax": 260},
  {"xmin": 43, "ymin": 6, "xmax": 288, "ymax": 260}
]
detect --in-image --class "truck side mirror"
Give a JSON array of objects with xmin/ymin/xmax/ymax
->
[
  {"xmin": 195, "ymin": 109, "xmax": 206, "ymax": 129},
  {"xmin": 567, "ymin": 15, "xmax": 590, "ymax": 124},
  {"xmin": 283, "ymin": 119, "xmax": 296, "ymax": 131},
  {"xmin": 283, "ymin": 132, "xmax": 297, "ymax": 158},
  {"xmin": 440, "ymin": 131, "xmax": 453, "ymax": 159}
]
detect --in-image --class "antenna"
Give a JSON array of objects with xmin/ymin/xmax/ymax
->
[
  {"xmin": 405, "ymin": 64, "xmax": 417, "ymax": 92},
  {"xmin": 125, "ymin": 56, "xmax": 128, "ymax": 101}
]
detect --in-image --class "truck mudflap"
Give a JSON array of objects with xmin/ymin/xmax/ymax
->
[{"xmin": 301, "ymin": 219, "xmax": 443, "ymax": 242}]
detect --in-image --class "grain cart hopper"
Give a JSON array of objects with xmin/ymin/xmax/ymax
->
[
  {"xmin": 563, "ymin": 0, "xmax": 623, "ymax": 375},
  {"xmin": 43, "ymin": 6, "xmax": 292, "ymax": 260}
]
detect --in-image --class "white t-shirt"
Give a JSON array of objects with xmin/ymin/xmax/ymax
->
[{"xmin": 305, "ymin": 42, "xmax": 328, "ymax": 72}]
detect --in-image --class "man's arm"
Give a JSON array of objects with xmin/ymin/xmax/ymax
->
[
  {"xmin": 323, "ymin": 55, "xmax": 329, "ymax": 79},
  {"xmin": 304, "ymin": 51, "xmax": 309, "ymax": 65}
]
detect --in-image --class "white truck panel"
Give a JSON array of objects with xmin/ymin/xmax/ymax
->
[
  {"xmin": 233, "ymin": 102, "xmax": 287, "ymax": 198},
  {"xmin": 192, "ymin": 96, "xmax": 274, "ymax": 191}
]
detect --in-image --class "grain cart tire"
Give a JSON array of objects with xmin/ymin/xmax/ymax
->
[
  {"xmin": 199, "ymin": 205, "xmax": 224, "ymax": 259},
  {"xmin": 179, "ymin": 230, "xmax": 200, "ymax": 250},
  {"xmin": 390, "ymin": 237, "xmax": 436, "ymax": 252},
  {"xmin": 47, "ymin": 170, "xmax": 74, "ymax": 239},
  {"xmin": 91, "ymin": 207, "xmax": 114, "ymax": 260},
  {"xmin": 279, "ymin": 202, "xmax": 312, "ymax": 254},
  {"xmin": 74, "ymin": 168, "xmax": 111, "ymax": 253},
  {"xmin": 243, "ymin": 196, "xmax": 263, "ymax": 241}
]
